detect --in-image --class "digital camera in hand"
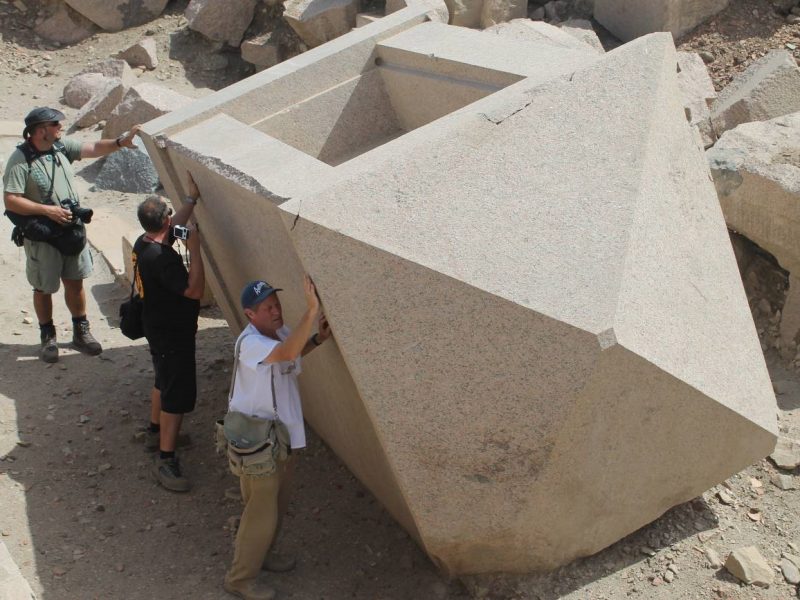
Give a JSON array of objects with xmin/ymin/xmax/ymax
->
[
  {"xmin": 60, "ymin": 198, "xmax": 93, "ymax": 224},
  {"xmin": 172, "ymin": 225, "xmax": 189, "ymax": 240}
]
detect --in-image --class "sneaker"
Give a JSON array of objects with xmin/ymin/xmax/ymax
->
[
  {"xmin": 142, "ymin": 428, "xmax": 193, "ymax": 452},
  {"xmin": 72, "ymin": 320, "xmax": 102, "ymax": 356},
  {"xmin": 153, "ymin": 455, "xmax": 191, "ymax": 492},
  {"xmin": 262, "ymin": 552, "xmax": 296, "ymax": 573},
  {"xmin": 40, "ymin": 324, "xmax": 58, "ymax": 363},
  {"xmin": 223, "ymin": 576, "xmax": 276, "ymax": 600}
]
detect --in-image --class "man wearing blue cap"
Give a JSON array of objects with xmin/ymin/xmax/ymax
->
[
  {"xmin": 2, "ymin": 107, "xmax": 140, "ymax": 362},
  {"xmin": 224, "ymin": 275, "xmax": 330, "ymax": 600}
]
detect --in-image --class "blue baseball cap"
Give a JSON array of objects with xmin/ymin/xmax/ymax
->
[{"xmin": 241, "ymin": 280, "xmax": 282, "ymax": 309}]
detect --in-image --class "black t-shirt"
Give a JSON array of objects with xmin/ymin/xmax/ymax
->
[{"xmin": 132, "ymin": 234, "xmax": 199, "ymax": 341}]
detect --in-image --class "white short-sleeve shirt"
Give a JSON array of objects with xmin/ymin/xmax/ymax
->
[{"xmin": 229, "ymin": 323, "xmax": 306, "ymax": 449}]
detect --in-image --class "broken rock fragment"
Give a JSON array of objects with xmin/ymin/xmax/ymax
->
[
  {"xmin": 117, "ymin": 38, "xmax": 159, "ymax": 70},
  {"xmin": 185, "ymin": 0, "xmax": 257, "ymax": 47},
  {"xmin": 104, "ymin": 84, "xmax": 192, "ymax": 140},
  {"xmin": 283, "ymin": 0, "xmax": 359, "ymax": 49},
  {"xmin": 74, "ymin": 78, "xmax": 126, "ymax": 128},
  {"xmin": 770, "ymin": 436, "xmax": 800, "ymax": 469},
  {"xmin": 240, "ymin": 32, "xmax": 280, "ymax": 71},
  {"xmin": 710, "ymin": 50, "xmax": 800, "ymax": 137},
  {"xmin": 724, "ymin": 546, "xmax": 773, "ymax": 587}
]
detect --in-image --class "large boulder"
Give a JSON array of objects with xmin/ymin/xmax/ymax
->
[
  {"xmin": 74, "ymin": 78, "xmax": 126, "ymax": 128},
  {"xmin": 711, "ymin": 50, "xmax": 800, "ymax": 138},
  {"xmin": 283, "ymin": 0, "xmax": 359, "ymax": 49},
  {"xmin": 63, "ymin": 72, "xmax": 109, "ymax": 109},
  {"xmin": 595, "ymin": 0, "xmax": 730, "ymax": 42},
  {"xmin": 34, "ymin": 2, "xmax": 96, "ymax": 45},
  {"xmin": 185, "ymin": 0, "xmax": 257, "ymax": 47},
  {"xmin": 138, "ymin": 20, "xmax": 777, "ymax": 574},
  {"xmin": 104, "ymin": 83, "xmax": 193, "ymax": 139},
  {"xmin": 707, "ymin": 111, "xmax": 800, "ymax": 349},
  {"xmin": 480, "ymin": 0, "xmax": 528, "ymax": 28},
  {"xmin": 677, "ymin": 51, "xmax": 717, "ymax": 148},
  {"xmin": 64, "ymin": 0, "xmax": 169, "ymax": 31}
]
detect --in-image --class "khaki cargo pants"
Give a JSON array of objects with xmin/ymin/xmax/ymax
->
[{"xmin": 226, "ymin": 453, "xmax": 297, "ymax": 587}]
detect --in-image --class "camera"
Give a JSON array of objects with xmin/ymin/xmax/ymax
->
[
  {"xmin": 172, "ymin": 225, "xmax": 189, "ymax": 240},
  {"xmin": 60, "ymin": 198, "xmax": 93, "ymax": 224}
]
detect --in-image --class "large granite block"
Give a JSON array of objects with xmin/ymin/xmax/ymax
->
[
  {"xmin": 710, "ymin": 50, "xmax": 800, "ymax": 138},
  {"xmin": 595, "ymin": 0, "xmax": 729, "ymax": 42},
  {"xmin": 138, "ymin": 12, "xmax": 777, "ymax": 574}
]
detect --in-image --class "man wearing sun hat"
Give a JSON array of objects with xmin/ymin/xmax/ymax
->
[
  {"xmin": 224, "ymin": 275, "xmax": 330, "ymax": 600},
  {"xmin": 2, "ymin": 106, "xmax": 140, "ymax": 363}
]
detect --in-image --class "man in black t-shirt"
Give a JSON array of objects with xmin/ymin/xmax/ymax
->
[{"xmin": 132, "ymin": 174, "xmax": 204, "ymax": 492}]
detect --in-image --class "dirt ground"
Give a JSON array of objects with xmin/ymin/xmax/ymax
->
[{"xmin": 1, "ymin": 1, "xmax": 800, "ymax": 599}]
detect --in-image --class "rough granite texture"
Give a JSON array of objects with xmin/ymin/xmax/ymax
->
[
  {"xmin": 64, "ymin": 0, "xmax": 169, "ymax": 31},
  {"xmin": 710, "ymin": 50, "xmax": 800, "ymax": 137},
  {"xmin": 707, "ymin": 111, "xmax": 800, "ymax": 348},
  {"xmin": 284, "ymin": 0, "xmax": 360, "ymax": 49},
  {"xmin": 104, "ymin": 83, "xmax": 192, "ymax": 140},
  {"xmin": 138, "ymin": 12, "xmax": 777, "ymax": 574},
  {"xmin": 595, "ymin": 0, "xmax": 730, "ymax": 42},
  {"xmin": 93, "ymin": 146, "xmax": 160, "ymax": 193},
  {"xmin": 185, "ymin": 0, "xmax": 257, "ymax": 47}
]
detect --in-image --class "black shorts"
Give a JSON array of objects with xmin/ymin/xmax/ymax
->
[{"xmin": 149, "ymin": 336, "xmax": 196, "ymax": 414}]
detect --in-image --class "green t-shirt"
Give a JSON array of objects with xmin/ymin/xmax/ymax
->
[{"xmin": 2, "ymin": 138, "xmax": 83, "ymax": 205}]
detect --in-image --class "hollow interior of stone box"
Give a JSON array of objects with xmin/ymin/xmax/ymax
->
[{"xmin": 248, "ymin": 60, "xmax": 519, "ymax": 167}]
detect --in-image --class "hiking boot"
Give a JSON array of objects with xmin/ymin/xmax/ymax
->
[
  {"xmin": 153, "ymin": 455, "xmax": 191, "ymax": 493},
  {"xmin": 142, "ymin": 428, "xmax": 193, "ymax": 452},
  {"xmin": 40, "ymin": 324, "xmax": 58, "ymax": 363},
  {"xmin": 223, "ymin": 576, "xmax": 276, "ymax": 600},
  {"xmin": 72, "ymin": 320, "xmax": 102, "ymax": 356},
  {"xmin": 262, "ymin": 552, "xmax": 296, "ymax": 573}
]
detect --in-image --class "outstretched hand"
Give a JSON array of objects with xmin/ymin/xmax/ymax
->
[
  {"xmin": 118, "ymin": 125, "xmax": 141, "ymax": 148},
  {"xmin": 318, "ymin": 313, "xmax": 331, "ymax": 342},
  {"xmin": 186, "ymin": 172, "xmax": 200, "ymax": 201},
  {"xmin": 304, "ymin": 275, "xmax": 320, "ymax": 316}
]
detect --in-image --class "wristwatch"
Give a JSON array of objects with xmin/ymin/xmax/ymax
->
[{"xmin": 184, "ymin": 196, "xmax": 197, "ymax": 205}]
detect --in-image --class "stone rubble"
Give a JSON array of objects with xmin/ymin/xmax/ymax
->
[{"xmin": 116, "ymin": 37, "xmax": 159, "ymax": 70}]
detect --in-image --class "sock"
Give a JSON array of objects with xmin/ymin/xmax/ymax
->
[
  {"xmin": 160, "ymin": 450, "xmax": 175, "ymax": 460},
  {"xmin": 72, "ymin": 315, "xmax": 87, "ymax": 325},
  {"xmin": 39, "ymin": 320, "xmax": 54, "ymax": 331},
  {"xmin": 148, "ymin": 422, "xmax": 160, "ymax": 433}
]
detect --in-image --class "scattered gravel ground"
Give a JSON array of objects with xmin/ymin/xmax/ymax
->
[{"xmin": 1, "ymin": 1, "xmax": 800, "ymax": 599}]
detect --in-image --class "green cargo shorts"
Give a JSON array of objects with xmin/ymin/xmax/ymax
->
[{"xmin": 24, "ymin": 239, "xmax": 93, "ymax": 294}]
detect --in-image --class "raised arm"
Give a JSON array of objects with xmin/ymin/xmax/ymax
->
[
  {"xmin": 265, "ymin": 276, "xmax": 320, "ymax": 364},
  {"xmin": 80, "ymin": 125, "xmax": 141, "ymax": 159}
]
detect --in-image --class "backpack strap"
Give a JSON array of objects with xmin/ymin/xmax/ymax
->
[{"xmin": 15, "ymin": 140, "xmax": 70, "ymax": 205}]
